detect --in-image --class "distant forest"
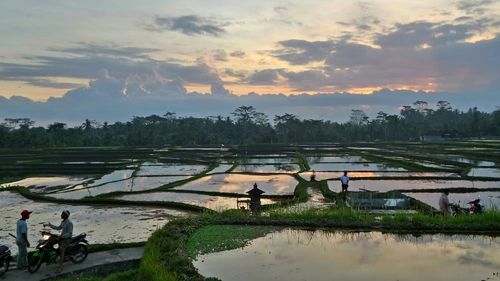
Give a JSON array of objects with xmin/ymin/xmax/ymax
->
[{"xmin": 1, "ymin": 100, "xmax": 499, "ymax": 148}]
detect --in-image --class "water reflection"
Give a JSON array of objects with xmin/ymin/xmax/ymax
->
[
  {"xmin": 118, "ymin": 192, "xmax": 275, "ymax": 211},
  {"xmin": 137, "ymin": 162, "xmax": 207, "ymax": 176},
  {"xmin": 232, "ymin": 164, "xmax": 300, "ymax": 173},
  {"xmin": 309, "ymin": 162, "xmax": 407, "ymax": 171},
  {"xmin": 0, "ymin": 176, "xmax": 92, "ymax": 192},
  {"xmin": 194, "ymin": 229, "xmax": 500, "ymax": 281},
  {"xmin": 174, "ymin": 174, "xmax": 297, "ymax": 195},
  {"xmin": 328, "ymin": 179, "xmax": 499, "ymax": 192},
  {"xmin": 299, "ymin": 171, "xmax": 460, "ymax": 180},
  {"xmin": 468, "ymin": 168, "xmax": 500, "ymax": 178}
]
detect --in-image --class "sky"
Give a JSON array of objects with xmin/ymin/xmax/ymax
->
[{"xmin": 0, "ymin": 0, "xmax": 499, "ymax": 125}]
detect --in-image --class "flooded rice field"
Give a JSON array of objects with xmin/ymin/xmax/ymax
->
[
  {"xmin": 1, "ymin": 143, "xmax": 500, "ymax": 248},
  {"xmin": 0, "ymin": 176, "xmax": 92, "ymax": 192},
  {"xmin": 468, "ymin": 168, "xmax": 500, "ymax": 178},
  {"xmin": 49, "ymin": 176, "xmax": 191, "ymax": 199},
  {"xmin": 194, "ymin": 229, "xmax": 500, "ymax": 281},
  {"xmin": 173, "ymin": 174, "xmax": 297, "ymax": 195},
  {"xmin": 326, "ymin": 179, "xmax": 499, "ymax": 192},
  {"xmin": 305, "ymin": 155, "xmax": 369, "ymax": 163},
  {"xmin": 0, "ymin": 191, "xmax": 190, "ymax": 255},
  {"xmin": 309, "ymin": 162, "xmax": 407, "ymax": 171},
  {"xmin": 300, "ymin": 171, "xmax": 460, "ymax": 180},
  {"xmin": 136, "ymin": 162, "xmax": 208, "ymax": 176},
  {"xmin": 117, "ymin": 192, "xmax": 276, "ymax": 211},
  {"xmin": 232, "ymin": 164, "xmax": 300, "ymax": 173}
]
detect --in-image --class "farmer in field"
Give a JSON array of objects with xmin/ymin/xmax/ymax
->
[
  {"xmin": 340, "ymin": 171, "xmax": 349, "ymax": 201},
  {"xmin": 16, "ymin": 209, "xmax": 31, "ymax": 270},
  {"xmin": 439, "ymin": 189, "xmax": 450, "ymax": 216}
]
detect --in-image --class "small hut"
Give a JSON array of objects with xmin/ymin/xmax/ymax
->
[{"xmin": 246, "ymin": 183, "xmax": 265, "ymax": 212}]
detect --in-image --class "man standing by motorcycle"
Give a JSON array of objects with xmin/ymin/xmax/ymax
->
[
  {"xmin": 45, "ymin": 210, "xmax": 73, "ymax": 273},
  {"xmin": 16, "ymin": 210, "xmax": 31, "ymax": 270},
  {"xmin": 439, "ymin": 190, "xmax": 450, "ymax": 216}
]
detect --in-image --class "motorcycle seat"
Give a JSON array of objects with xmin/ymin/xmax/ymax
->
[
  {"xmin": 71, "ymin": 233, "xmax": 86, "ymax": 242},
  {"xmin": 0, "ymin": 245, "xmax": 8, "ymax": 254}
]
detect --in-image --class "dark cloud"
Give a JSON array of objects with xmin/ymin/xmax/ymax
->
[
  {"xmin": 146, "ymin": 15, "xmax": 226, "ymax": 36},
  {"xmin": 229, "ymin": 50, "xmax": 245, "ymax": 58},
  {"xmin": 456, "ymin": 0, "xmax": 494, "ymax": 15},
  {"xmin": 246, "ymin": 69, "xmax": 283, "ymax": 85},
  {"xmin": 272, "ymin": 39, "xmax": 333, "ymax": 65},
  {"xmin": 281, "ymin": 70, "xmax": 331, "ymax": 91},
  {"xmin": 224, "ymin": 69, "xmax": 246, "ymax": 79},
  {"xmin": 48, "ymin": 43, "xmax": 159, "ymax": 59},
  {"xmin": 374, "ymin": 21, "xmax": 475, "ymax": 48},
  {"xmin": 1, "ymin": 78, "xmax": 497, "ymax": 127},
  {"xmin": 270, "ymin": 20, "xmax": 500, "ymax": 92},
  {"xmin": 211, "ymin": 49, "xmax": 228, "ymax": 61},
  {"xmin": 0, "ymin": 43, "xmax": 222, "ymax": 87}
]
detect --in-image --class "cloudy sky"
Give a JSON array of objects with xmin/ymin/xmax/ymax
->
[{"xmin": 0, "ymin": 0, "xmax": 499, "ymax": 124}]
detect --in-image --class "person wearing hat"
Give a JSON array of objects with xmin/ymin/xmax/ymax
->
[
  {"xmin": 45, "ymin": 210, "xmax": 73, "ymax": 273},
  {"xmin": 16, "ymin": 210, "xmax": 31, "ymax": 270}
]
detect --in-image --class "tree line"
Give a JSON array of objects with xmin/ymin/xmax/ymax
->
[{"xmin": 1, "ymin": 101, "xmax": 499, "ymax": 148}]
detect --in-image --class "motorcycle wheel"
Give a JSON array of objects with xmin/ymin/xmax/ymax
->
[
  {"xmin": 0, "ymin": 258, "xmax": 9, "ymax": 277},
  {"xmin": 28, "ymin": 253, "xmax": 43, "ymax": 273},
  {"xmin": 70, "ymin": 244, "xmax": 88, "ymax": 264}
]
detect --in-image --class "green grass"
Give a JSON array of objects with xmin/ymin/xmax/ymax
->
[{"xmin": 186, "ymin": 225, "xmax": 277, "ymax": 257}]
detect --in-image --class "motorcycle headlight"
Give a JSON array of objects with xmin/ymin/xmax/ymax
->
[{"xmin": 42, "ymin": 234, "xmax": 51, "ymax": 240}]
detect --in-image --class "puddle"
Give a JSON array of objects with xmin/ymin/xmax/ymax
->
[
  {"xmin": 118, "ymin": 192, "xmax": 276, "ymax": 211},
  {"xmin": 309, "ymin": 163, "xmax": 406, "ymax": 171},
  {"xmin": 404, "ymin": 192, "xmax": 500, "ymax": 210},
  {"xmin": 50, "ymin": 176, "xmax": 191, "ymax": 199},
  {"xmin": 232, "ymin": 164, "xmax": 300, "ymax": 173},
  {"xmin": 326, "ymin": 179, "xmax": 500, "ymax": 193},
  {"xmin": 468, "ymin": 168, "xmax": 500, "ymax": 178},
  {"xmin": 174, "ymin": 174, "xmax": 297, "ymax": 195},
  {"xmin": 0, "ymin": 191, "xmax": 189, "ymax": 255},
  {"xmin": 194, "ymin": 229, "xmax": 500, "ymax": 281},
  {"xmin": 299, "ymin": 171, "xmax": 460, "ymax": 180},
  {"xmin": 0, "ymin": 176, "xmax": 93, "ymax": 192},
  {"xmin": 137, "ymin": 162, "xmax": 207, "ymax": 176}
]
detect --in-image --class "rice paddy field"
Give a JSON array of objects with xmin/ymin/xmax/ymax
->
[{"xmin": 1, "ymin": 140, "xmax": 499, "ymax": 255}]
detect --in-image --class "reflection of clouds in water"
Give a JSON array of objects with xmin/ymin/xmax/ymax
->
[
  {"xmin": 457, "ymin": 250, "xmax": 500, "ymax": 268},
  {"xmin": 195, "ymin": 229, "xmax": 500, "ymax": 281},
  {"xmin": 219, "ymin": 184, "xmax": 241, "ymax": 192},
  {"xmin": 177, "ymin": 173, "xmax": 297, "ymax": 194}
]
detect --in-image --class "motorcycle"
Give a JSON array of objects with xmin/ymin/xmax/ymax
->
[
  {"xmin": 27, "ymin": 229, "xmax": 88, "ymax": 273},
  {"xmin": 450, "ymin": 199, "xmax": 483, "ymax": 216},
  {"xmin": 0, "ymin": 243, "xmax": 12, "ymax": 277}
]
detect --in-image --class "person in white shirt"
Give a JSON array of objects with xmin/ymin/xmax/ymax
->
[{"xmin": 340, "ymin": 171, "xmax": 349, "ymax": 200}]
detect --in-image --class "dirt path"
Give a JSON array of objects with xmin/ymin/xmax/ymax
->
[{"xmin": 1, "ymin": 247, "xmax": 144, "ymax": 281}]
